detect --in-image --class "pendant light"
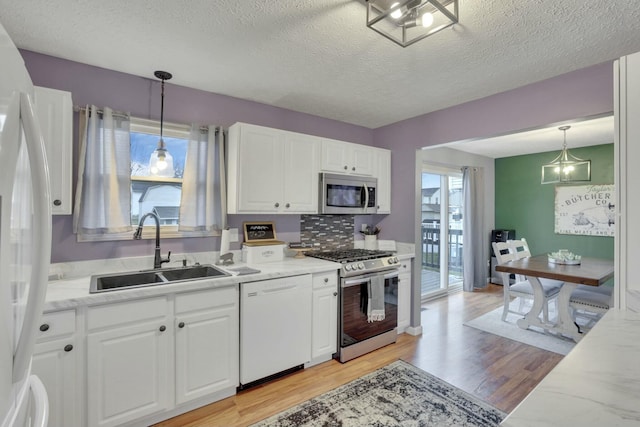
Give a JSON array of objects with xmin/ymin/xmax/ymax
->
[
  {"xmin": 149, "ymin": 70, "xmax": 175, "ymax": 177},
  {"xmin": 541, "ymin": 126, "xmax": 591, "ymax": 184}
]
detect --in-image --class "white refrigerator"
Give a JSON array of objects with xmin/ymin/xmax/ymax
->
[{"xmin": 0, "ymin": 19, "xmax": 52, "ymax": 427}]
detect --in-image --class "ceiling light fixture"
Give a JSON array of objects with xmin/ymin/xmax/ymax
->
[
  {"xmin": 149, "ymin": 70, "xmax": 175, "ymax": 177},
  {"xmin": 365, "ymin": 0, "xmax": 458, "ymax": 48},
  {"xmin": 541, "ymin": 126, "xmax": 591, "ymax": 185}
]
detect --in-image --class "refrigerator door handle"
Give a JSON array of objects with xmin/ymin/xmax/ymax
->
[
  {"xmin": 12, "ymin": 92, "xmax": 52, "ymax": 383},
  {"xmin": 29, "ymin": 375, "xmax": 49, "ymax": 427}
]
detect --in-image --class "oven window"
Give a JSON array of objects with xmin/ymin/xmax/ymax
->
[{"xmin": 341, "ymin": 277, "xmax": 398, "ymax": 347}]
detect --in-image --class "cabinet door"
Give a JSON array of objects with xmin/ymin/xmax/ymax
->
[
  {"xmin": 398, "ymin": 263, "xmax": 412, "ymax": 333},
  {"xmin": 283, "ymin": 132, "xmax": 319, "ymax": 213},
  {"xmin": 375, "ymin": 148, "xmax": 391, "ymax": 213},
  {"xmin": 175, "ymin": 294, "xmax": 238, "ymax": 405},
  {"xmin": 32, "ymin": 339, "xmax": 79, "ymax": 427},
  {"xmin": 87, "ymin": 321, "xmax": 171, "ymax": 427},
  {"xmin": 34, "ymin": 86, "xmax": 73, "ymax": 214},
  {"xmin": 236, "ymin": 124, "xmax": 284, "ymax": 212},
  {"xmin": 311, "ymin": 286, "xmax": 338, "ymax": 359},
  {"xmin": 320, "ymin": 138, "xmax": 350, "ymax": 174},
  {"xmin": 351, "ymin": 144, "xmax": 375, "ymax": 176}
]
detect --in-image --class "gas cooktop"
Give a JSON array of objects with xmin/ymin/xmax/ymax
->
[{"xmin": 306, "ymin": 249, "xmax": 399, "ymax": 277}]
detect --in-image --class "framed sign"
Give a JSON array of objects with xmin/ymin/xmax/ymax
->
[
  {"xmin": 243, "ymin": 222, "xmax": 284, "ymax": 245},
  {"xmin": 554, "ymin": 184, "xmax": 615, "ymax": 236}
]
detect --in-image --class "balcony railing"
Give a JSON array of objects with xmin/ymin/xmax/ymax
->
[{"xmin": 421, "ymin": 225, "xmax": 463, "ymax": 273}]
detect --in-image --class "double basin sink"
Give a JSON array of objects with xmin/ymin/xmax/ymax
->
[{"xmin": 89, "ymin": 264, "xmax": 231, "ymax": 293}]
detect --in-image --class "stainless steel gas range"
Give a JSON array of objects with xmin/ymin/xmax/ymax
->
[{"xmin": 306, "ymin": 249, "xmax": 401, "ymax": 362}]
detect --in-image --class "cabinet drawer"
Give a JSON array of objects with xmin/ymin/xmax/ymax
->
[
  {"xmin": 37, "ymin": 310, "xmax": 75, "ymax": 341},
  {"xmin": 313, "ymin": 271, "xmax": 338, "ymax": 290},
  {"xmin": 175, "ymin": 285, "xmax": 237, "ymax": 314},
  {"xmin": 87, "ymin": 297, "xmax": 168, "ymax": 331}
]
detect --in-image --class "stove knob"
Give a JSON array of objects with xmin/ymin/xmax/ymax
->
[
  {"xmin": 358, "ymin": 262, "xmax": 365, "ymax": 270},
  {"xmin": 388, "ymin": 257, "xmax": 396, "ymax": 264},
  {"xmin": 345, "ymin": 264, "xmax": 352, "ymax": 271},
  {"xmin": 393, "ymin": 257, "xmax": 399, "ymax": 263}
]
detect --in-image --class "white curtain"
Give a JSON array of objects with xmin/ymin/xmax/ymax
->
[
  {"xmin": 178, "ymin": 125, "xmax": 226, "ymax": 232},
  {"xmin": 462, "ymin": 166, "xmax": 488, "ymax": 291},
  {"xmin": 73, "ymin": 106, "xmax": 132, "ymax": 236}
]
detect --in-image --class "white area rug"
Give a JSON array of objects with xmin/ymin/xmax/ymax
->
[{"xmin": 464, "ymin": 300, "xmax": 580, "ymax": 355}]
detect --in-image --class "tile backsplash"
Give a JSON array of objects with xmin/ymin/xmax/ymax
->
[{"xmin": 300, "ymin": 215, "xmax": 354, "ymax": 251}]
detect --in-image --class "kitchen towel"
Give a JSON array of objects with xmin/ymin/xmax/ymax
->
[{"xmin": 367, "ymin": 275, "xmax": 385, "ymax": 322}]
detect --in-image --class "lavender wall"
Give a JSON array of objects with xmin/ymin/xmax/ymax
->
[
  {"xmin": 23, "ymin": 50, "xmax": 615, "ymax": 262},
  {"xmin": 21, "ymin": 51, "xmax": 373, "ymax": 262},
  {"xmin": 374, "ymin": 61, "xmax": 614, "ymax": 243}
]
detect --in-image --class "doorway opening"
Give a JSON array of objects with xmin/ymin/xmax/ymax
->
[{"xmin": 421, "ymin": 167, "xmax": 464, "ymax": 300}]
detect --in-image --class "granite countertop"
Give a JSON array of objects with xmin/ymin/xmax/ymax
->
[{"xmin": 500, "ymin": 308, "xmax": 640, "ymax": 426}]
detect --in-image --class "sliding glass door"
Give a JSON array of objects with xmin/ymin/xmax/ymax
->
[{"xmin": 421, "ymin": 168, "xmax": 464, "ymax": 300}]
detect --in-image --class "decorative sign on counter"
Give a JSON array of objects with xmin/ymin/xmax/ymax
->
[
  {"xmin": 243, "ymin": 221, "xmax": 285, "ymax": 246},
  {"xmin": 554, "ymin": 184, "xmax": 615, "ymax": 236}
]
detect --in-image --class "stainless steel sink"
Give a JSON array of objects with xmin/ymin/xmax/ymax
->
[{"xmin": 89, "ymin": 264, "xmax": 231, "ymax": 293}]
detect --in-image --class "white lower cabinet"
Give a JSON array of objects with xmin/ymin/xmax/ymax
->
[
  {"xmin": 32, "ymin": 310, "xmax": 81, "ymax": 427},
  {"xmin": 310, "ymin": 272, "xmax": 338, "ymax": 364},
  {"xmin": 87, "ymin": 297, "xmax": 171, "ymax": 427},
  {"xmin": 85, "ymin": 285, "xmax": 239, "ymax": 427},
  {"xmin": 397, "ymin": 262, "xmax": 412, "ymax": 333},
  {"xmin": 174, "ymin": 287, "xmax": 238, "ymax": 405}
]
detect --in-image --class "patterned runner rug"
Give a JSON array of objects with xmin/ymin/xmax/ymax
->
[{"xmin": 250, "ymin": 360, "xmax": 506, "ymax": 427}]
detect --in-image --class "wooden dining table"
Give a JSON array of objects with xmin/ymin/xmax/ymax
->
[{"xmin": 495, "ymin": 254, "xmax": 614, "ymax": 341}]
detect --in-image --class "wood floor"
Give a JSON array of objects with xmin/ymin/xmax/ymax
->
[{"xmin": 154, "ymin": 284, "xmax": 563, "ymax": 427}]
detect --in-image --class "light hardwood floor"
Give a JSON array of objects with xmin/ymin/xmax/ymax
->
[{"xmin": 154, "ymin": 284, "xmax": 563, "ymax": 427}]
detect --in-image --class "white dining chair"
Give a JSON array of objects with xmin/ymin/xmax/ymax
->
[
  {"xmin": 570, "ymin": 285, "xmax": 613, "ymax": 331},
  {"xmin": 492, "ymin": 240, "xmax": 562, "ymax": 322}
]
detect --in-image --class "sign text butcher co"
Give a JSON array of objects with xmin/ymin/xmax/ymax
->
[{"xmin": 554, "ymin": 184, "xmax": 615, "ymax": 236}]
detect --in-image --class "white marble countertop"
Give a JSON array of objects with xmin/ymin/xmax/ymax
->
[
  {"xmin": 500, "ymin": 308, "xmax": 640, "ymax": 426},
  {"xmin": 45, "ymin": 243, "xmax": 416, "ymax": 312},
  {"xmin": 44, "ymin": 256, "xmax": 342, "ymax": 311}
]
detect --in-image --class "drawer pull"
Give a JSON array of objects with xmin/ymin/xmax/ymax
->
[
  {"xmin": 159, "ymin": 325, "xmax": 166, "ymax": 332},
  {"xmin": 53, "ymin": 199, "xmax": 62, "ymax": 206},
  {"xmin": 39, "ymin": 324, "xmax": 49, "ymax": 332},
  {"xmin": 324, "ymin": 278, "xmax": 329, "ymax": 283},
  {"xmin": 333, "ymin": 292, "xmax": 338, "ymax": 297},
  {"xmin": 178, "ymin": 322, "xmax": 185, "ymax": 328},
  {"xmin": 64, "ymin": 344, "xmax": 73, "ymax": 352}
]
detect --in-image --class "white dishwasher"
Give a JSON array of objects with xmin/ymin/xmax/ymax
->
[{"xmin": 240, "ymin": 274, "xmax": 312, "ymax": 386}]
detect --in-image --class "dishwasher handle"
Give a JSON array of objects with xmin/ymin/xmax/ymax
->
[{"xmin": 246, "ymin": 284, "xmax": 298, "ymax": 297}]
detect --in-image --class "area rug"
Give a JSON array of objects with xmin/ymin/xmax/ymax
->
[
  {"xmin": 464, "ymin": 300, "xmax": 580, "ymax": 355},
  {"xmin": 250, "ymin": 360, "xmax": 506, "ymax": 427}
]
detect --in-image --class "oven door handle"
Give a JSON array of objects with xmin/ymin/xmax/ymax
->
[{"xmin": 343, "ymin": 276, "xmax": 371, "ymax": 287}]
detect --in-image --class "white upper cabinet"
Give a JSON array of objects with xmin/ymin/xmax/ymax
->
[
  {"xmin": 373, "ymin": 148, "xmax": 391, "ymax": 213},
  {"xmin": 227, "ymin": 123, "xmax": 319, "ymax": 214},
  {"xmin": 320, "ymin": 138, "xmax": 375, "ymax": 176},
  {"xmin": 34, "ymin": 86, "xmax": 73, "ymax": 215}
]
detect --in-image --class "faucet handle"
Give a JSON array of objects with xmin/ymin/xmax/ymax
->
[{"xmin": 161, "ymin": 251, "xmax": 171, "ymax": 266}]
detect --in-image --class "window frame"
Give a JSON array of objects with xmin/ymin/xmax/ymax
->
[{"xmin": 77, "ymin": 117, "xmax": 220, "ymax": 242}]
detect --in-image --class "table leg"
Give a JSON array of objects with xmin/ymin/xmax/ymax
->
[
  {"xmin": 516, "ymin": 277, "xmax": 583, "ymax": 342},
  {"xmin": 516, "ymin": 276, "xmax": 550, "ymax": 331},
  {"xmin": 554, "ymin": 282, "xmax": 582, "ymax": 342}
]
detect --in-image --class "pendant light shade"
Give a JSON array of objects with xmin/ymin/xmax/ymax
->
[
  {"xmin": 541, "ymin": 126, "xmax": 591, "ymax": 185},
  {"xmin": 149, "ymin": 70, "xmax": 175, "ymax": 177}
]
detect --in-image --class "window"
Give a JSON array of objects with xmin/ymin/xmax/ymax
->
[
  {"xmin": 130, "ymin": 118, "xmax": 189, "ymax": 227},
  {"xmin": 75, "ymin": 108, "xmax": 224, "ymax": 242}
]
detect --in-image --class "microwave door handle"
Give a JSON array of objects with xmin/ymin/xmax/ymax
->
[{"xmin": 363, "ymin": 183, "xmax": 369, "ymax": 212}]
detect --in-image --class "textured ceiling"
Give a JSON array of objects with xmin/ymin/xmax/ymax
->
[{"xmin": 1, "ymin": 0, "xmax": 639, "ymax": 131}]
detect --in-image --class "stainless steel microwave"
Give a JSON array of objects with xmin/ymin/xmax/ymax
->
[{"xmin": 319, "ymin": 173, "xmax": 377, "ymax": 214}]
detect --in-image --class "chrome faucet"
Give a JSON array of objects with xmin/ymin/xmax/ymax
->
[{"xmin": 134, "ymin": 212, "xmax": 171, "ymax": 269}]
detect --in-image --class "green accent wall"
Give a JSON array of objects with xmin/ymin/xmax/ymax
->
[{"xmin": 495, "ymin": 143, "xmax": 614, "ymax": 260}]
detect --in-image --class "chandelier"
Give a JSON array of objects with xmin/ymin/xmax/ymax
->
[
  {"xmin": 541, "ymin": 126, "xmax": 591, "ymax": 185},
  {"xmin": 149, "ymin": 70, "xmax": 175, "ymax": 177},
  {"xmin": 365, "ymin": 0, "xmax": 459, "ymax": 47}
]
